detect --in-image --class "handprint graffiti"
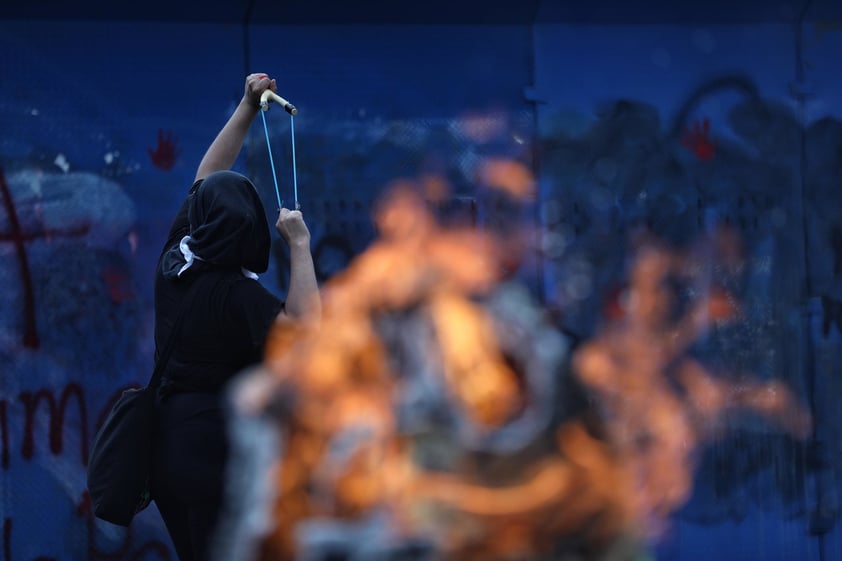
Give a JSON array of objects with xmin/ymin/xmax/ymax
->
[
  {"xmin": 681, "ymin": 118, "xmax": 717, "ymax": 161},
  {"xmin": 147, "ymin": 129, "xmax": 180, "ymax": 171}
]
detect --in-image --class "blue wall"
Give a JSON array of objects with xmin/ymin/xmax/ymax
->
[
  {"xmin": 533, "ymin": 21, "xmax": 842, "ymax": 561},
  {"xmin": 1, "ymin": 13, "xmax": 841, "ymax": 561}
]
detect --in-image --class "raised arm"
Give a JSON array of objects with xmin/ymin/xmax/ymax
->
[
  {"xmin": 195, "ymin": 73, "xmax": 277, "ymax": 182},
  {"xmin": 275, "ymin": 208, "xmax": 321, "ymax": 322}
]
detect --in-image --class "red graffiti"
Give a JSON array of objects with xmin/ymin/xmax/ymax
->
[
  {"xmin": 147, "ymin": 130, "xmax": 180, "ymax": 171},
  {"xmin": 681, "ymin": 118, "xmax": 716, "ymax": 161},
  {"xmin": 0, "ymin": 168, "xmax": 91, "ymax": 349},
  {"xmin": 1, "ymin": 383, "xmax": 173, "ymax": 560},
  {"xmin": 1, "ymin": 382, "xmax": 142, "ymax": 471},
  {"xmin": 1, "ymin": 169, "xmax": 38, "ymax": 348},
  {"xmin": 101, "ymin": 266, "xmax": 135, "ymax": 304},
  {"xmin": 19, "ymin": 383, "xmax": 89, "ymax": 466}
]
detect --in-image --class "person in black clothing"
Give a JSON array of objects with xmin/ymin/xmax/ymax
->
[{"xmin": 151, "ymin": 72, "xmax": 320, "ymax": 561}]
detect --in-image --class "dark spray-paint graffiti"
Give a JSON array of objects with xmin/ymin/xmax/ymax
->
[
  {"xmin": 537, "ymin": 73, "xmax": 831, "ymax": 527},
  {"xmin": 0, "ymin": 169, "xmax": 91, "ymax": 348},
  {"xmin": 147, "ymin": 130, "xmax": 180, "ymax": 171},
  {"xmin": 1, "ymin": 382, "xmax": 172, "ymax": 560},
  {"xmin": 0, "ymin": 166, "xmax": 162, "ymax": 559}
]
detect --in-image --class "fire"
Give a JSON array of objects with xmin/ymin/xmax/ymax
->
[
  {"xmin": 223, "ymin": 174, "xmax": 811, "ymax": 561},
  {"xmin": 428, "ymin": 293, "xmax": 523, "ymax": 426},
  {"xmin": 476, "ymin": 158, "xmax": 536, "ymax": 200},
  {"xmin": 573, "ymin": 235, "xmax": 811, "ymax": 533}
]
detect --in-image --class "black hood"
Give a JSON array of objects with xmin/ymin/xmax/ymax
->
[{"xmin": 162, "ymin": 170, "xmax": 271, "ymax": 279}]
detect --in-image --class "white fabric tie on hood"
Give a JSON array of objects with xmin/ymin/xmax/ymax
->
[{"xmin": 177, "ymin": 235, "xmax": 259, "ymax": 280}]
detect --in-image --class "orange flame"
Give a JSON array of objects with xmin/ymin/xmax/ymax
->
[
  {"xmin": 477, "ymin": 158, "xmax": 536, "ymax": 200},
  {"xmin": 237, "ymin": 177, "xmax": 810, "ymax": 561},
  {"xmin": 573, "ymin": 236, "xmax": 811, "ymax": 535}
]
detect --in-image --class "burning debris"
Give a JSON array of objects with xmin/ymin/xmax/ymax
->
[
  {"xmin": 573, "ymin": 233, "xmax": 812, "ymax": 537},
  {"xmin": 214, "ymin": 174, "xmax": 811, "ymax": 561}
]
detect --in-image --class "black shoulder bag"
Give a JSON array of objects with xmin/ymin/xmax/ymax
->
[{"xmin": 87, "ymin": 281, "xmax": 197, "ymax": 526}]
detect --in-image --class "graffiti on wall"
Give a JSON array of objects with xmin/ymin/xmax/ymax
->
[
  {"xmin": 536, "ymin": 74, "xmax": 842, "ymax": 529},
  {"xmin": 0, "ymin": 88, "xmax": 535, "ymax": 560},
  {"xmin": 0, "ymin": 162, "xmax": 172, "ymax": 558},
  {"xmin": 0, "ymin": 14, "xmax": 841, "ymax": 553}
]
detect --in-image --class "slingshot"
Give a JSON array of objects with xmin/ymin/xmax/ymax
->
[{"xmin": 259, "ymin": 90, "xmax": 300, "ymax": 210}]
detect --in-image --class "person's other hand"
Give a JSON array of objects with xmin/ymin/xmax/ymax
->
[
  {"xmin": 244, "ymin": 73, "xmax": 277, "ymax": 108},
  {"xmin": 276, "ymin": 207, "xmax": 311, "ymax": 248}
]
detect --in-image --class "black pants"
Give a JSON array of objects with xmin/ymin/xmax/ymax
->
[{"xmin": 152, "ymin": 393, "xmax": 229, "ymax": 561}]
